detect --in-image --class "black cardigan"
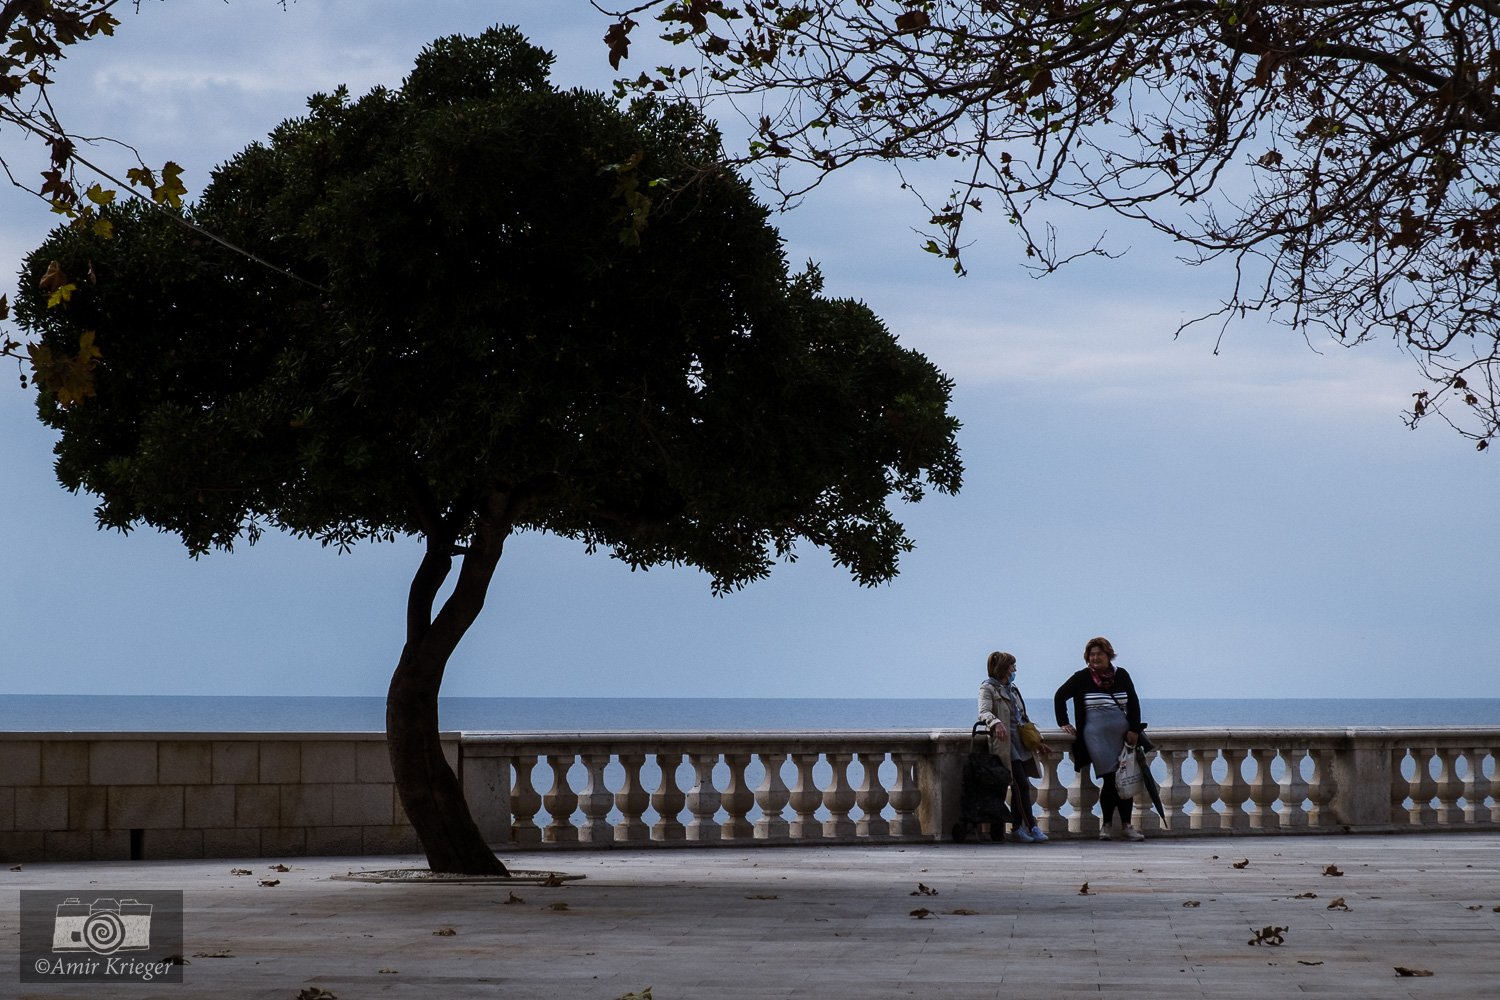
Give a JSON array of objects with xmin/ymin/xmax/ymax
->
[{"xmin": 1053, "ymin": 666, "xmax": 1143, "ymax": 771}]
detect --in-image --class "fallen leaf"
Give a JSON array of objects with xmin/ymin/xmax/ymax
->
[
  {"xmin": 1182, "ymin": 900, "xmax": 1201, "ymax": 908},
  {"xmin": 297, "ymin": 990, "xmax": 338, "ymax": 1000},
  {"xmin": 10, "ymin": 865, "xmax": 22, "ymax": 871},
  {"xmin": 1323, "ymin": 864, "xmax": 1344, "ymax": 877},
  {"xmin": 745, "ymin": 894, "xmax": 779, "ymax": 900},
  {"xmin": 1248, "ymin": 925, "xmax": 1287, "ymax": 946},
  {"xmin": 502, "ymin": 892, "xmax": 525, "ymax": 905},
  {"xmin": 1232, "ymin": 859, "xmax": 1250, "ymax": 869},
  {"xmin": 911, "ymin": 883, "xmax": 939, "ymax": 896},
  {"xmin": 378, "ymin": 968, "xmax": 397, "ymax": 974},
  {"xmin": 1466, "ymin": 904, "xmax": 1481, "ymax": 911},
  {"xmin": 269, "ymin": 863, "xmax": 291, "ymax": 872},
  {"xmin": 1327, "ymin": 897, "xmax": 1350, "ymax": 911},
  {"xmin": 257, "ymin": 879, "xmax": 280, "ymax": 887},
  {"xmin": 909, "ymin": 907, "xmax": 934, "ymax": 918},
  {"xmin": 1394, "ymin": 967, "xmax": 1434, "ymax": 977},
  {"xmin": 162, "ymin": 954, "xmax": 188, "ymax": 965},
  {"xmin": 616, "ymin": 990, "xmax": 653, "ymax": 1000},
  {"xmin": 230, "ymin": 868, "xmax": 252, "ymax": 876},
  {"xmin": 433, "ymin": 927, "xmax": 456, "ymax": 937},
  {"xmin": 1079, "ymin": 882, "xmax": 1092, "ymax": 895},
  {"xmin": 1297, "ymin": 960, "xmax": 1324, "ymax": 966},
  {"xmin": 948, "ymin": 908, "xmax": 979, "ymax": 915},
  {"xmin": 192, "ymin": 949, "xmax": 232, "ymax": 958},
  {"xmin": 1293, "ymin": 892, "xmax": 1318, "ymax": 899},
  {"xmin": 548, "ymin": 902, "xmax": 569, "ymax": 911},
  {"xmin": 1493, "ymin": 905, "xmax": 1500, "ymax": 913},
  {"xmin": 541, "ymin": 874, "xmax": 565, "ymax": 887}
]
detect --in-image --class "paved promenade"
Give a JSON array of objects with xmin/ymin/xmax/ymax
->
[{"xmin": 3, "ymin": 832, "xmax": 1497, "ymax": 999}]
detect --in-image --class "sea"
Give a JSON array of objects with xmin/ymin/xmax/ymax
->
[{"xmin": 2, "ymin": 695, "xmax": 1498, "ymax": 732}]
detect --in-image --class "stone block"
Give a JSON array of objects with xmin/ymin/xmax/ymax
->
[
  {"xmin": 356, "ymin": 742, "xmax": 394, "ymax": 783},
  {"xmin": 306, "ymin": 826, "xmax": 365, "ymax": 856},
  {"xmin": 0, "ymin": 741, "xmax": 43, "ymax": 785},
  {"xmin": 89, "ymin": 740, "xmax": 158, "ymax": 785},
  {"xmin": 261, "ymin": 827, "xmax": 308, "ymax": 857},
  {"xmin": 68, "ymin": 787, "xmax": 108, "ymax": 830},
  {"xmin": 202, "ymin": 828, "xmax": 261, "ymax": 861},
  {"xmin": 41, "ymin": 742, "xmax": 89, "ymax": 785},
  {"xmin": 159, "ymin": 742, "xmax": 213, "ymax": 784},
  {"xmin": 258, "ymin": 742, "xmax": 301, "ymax": 781},
  {"xmin": 90, "ymin": 829, "xmax": 130, "ymax": 861},
  {"xmin": 108, "ymin": 786, "xmax": 185, "ymax": 829},
  {"xmin": 14, "ymin": 787, "xmax": 69, "ymax": 831},
  {"xmin": 234, "ymin": 785, "xmax": 280, "ymax": 828},
  {"xmin": 184, "ymin": 786, "xmax": 236, "ymax": 829},
  {"xmin": 0, "ymin": 830, "xmax": 45, "ymax": 861},
  {"xmin": 42, "ymin": 830, "xmax": 93, "ymax": 861},
  {"xmin": 143, "ymin": 828, "xmax": 205, "ymax": 859},
  {"xmin": 212, "ymin": 742, "xmax": 260, "ymax": 784},
  {"xmin": 361, "ymin": 824, "xmax": 420, "ymax": 855},
  {"xmin": 333, "ymin": 783, "xmax": 395, "ymax": 826},
  {"xmin": 280, "ymin": 784, "xmax": 334, "ymax": 828},
  {"xmin": 301, "ymin": 743, "xmax": 358, "ymax": 783}
]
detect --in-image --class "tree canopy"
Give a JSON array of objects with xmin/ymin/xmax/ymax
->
[
  {"xmin": 14, "ymin": 26, "xmax": 962, "ymax": 872},
  {"xmin": 604, "ymin": 0, "xmax": 1500, "ymax": 449}
]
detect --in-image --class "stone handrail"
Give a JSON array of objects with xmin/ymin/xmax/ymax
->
[{"xmin": 458, "ymin": 726, "xmax": 1500, "ymax": 848}]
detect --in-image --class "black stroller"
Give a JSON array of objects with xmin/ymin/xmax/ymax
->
[{"xmin": 951, "ymin": 721, "xmax": 1012, "ymax": 842}]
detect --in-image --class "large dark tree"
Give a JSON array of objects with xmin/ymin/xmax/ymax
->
[
  {"xmin": 605, "ymin": 1, "xmax": 1500, "ymax": 448},
  {"xmin": 14, "ymin": 27, "xmax": 962, "ymax": 874}
]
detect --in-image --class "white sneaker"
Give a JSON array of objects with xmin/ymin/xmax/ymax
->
[
  {"xmin": 1009, "ymin": 827, "xmax": 1035, "ymax": 843},
  {"xmin": 1098, "ymin": 829, "xmax": 1114, "ymax": 841},
  {"xmin": 1122, "ymin": 825, "xmax": 1146, "ymax": 842}
]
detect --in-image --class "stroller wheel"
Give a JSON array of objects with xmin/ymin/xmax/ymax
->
[{"xmin": 951, "ymin": 822, "xmax": 967, "ymax": 844}]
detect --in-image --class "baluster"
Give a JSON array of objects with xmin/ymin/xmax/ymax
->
[
  {"xmin": 542, "ymin": 753, "xmax": 579, "ymax": 844},
  {"xmin": 1390, "ymin": 748, "xmax": 1412, "ymax": 825},
  {"xmin": 788, "ymin": 752, "xmax": 824, "ymax": 841},
  {"xmin": 1407, "ymin": 748, "xmax": 1438, "ymax": 828},
  {"xmin": 1305, "ymin": 749, "xmax": 1337, "ymax": 829},
  {"xmin": 685, "ymin": 751, "xmax": 722, "ymax": 843},
  {"xmin": 855, "ymin": 751, "xmax": 890, "ymax": 839},
  {"xmin": 1248, "ymin": 748, "xmax": 1280, "ymax": 831},
  {"xmin": 510, "ymin": 754, "xmax": 542, "ymax": 846},
  {"xmin": 613, "ymin": 752, "xmax": 650, "ymax": 843},
  {"xmin": 1463, "ymin": 747, "xmax": 1493, "ymax": 825},
  {"xmin": 652, "ymin": 752, "xmax": 687, "ymax": 842},
  {"xmin": 578, "ymin": 752, "xmax": 614, "ymax": 845},
  {"xmin": 888, "ymin": 752, "xmax": 922, "ymax": 839},
  {"xmin": 1188, "ymin": 748, "xmax": 1221, "ymax": 832},
  {"xmin": 1068, "ymin": 763, "xmax": 1101, "ymax": 837},
  {"xmin": 821, "ymin": 752, "xmax": 857, "ymax": 840},
  {"xmin": 754, "ymin": 751, "xmax": 791, "ymax": 841},
  {"xmin": 1152, "ymin": 748, "xmax": 1188, "ymax": 833},
  {"xmin": 1434, "ymin": 748, "xmax": 1464, "ymax": 826},
  {"xmin": 1034, "ymin": 752, "xmax": 1069, "ymax": 837},
  {"xmin": 1277, "ymin": 748, "xmax": 1310, "ymax": 830},
  {"xmin": 719, "ymin": 752, "xmax": 755, "ymax": 840},
  {"xmin": 1219, "ymin": 748, "xmax": 1250, "ymax": 832}
]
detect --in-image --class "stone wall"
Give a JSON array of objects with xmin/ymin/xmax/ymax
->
[{"xmin": 0, "ymin": 733, "xmax": 457, "ymax": 862}]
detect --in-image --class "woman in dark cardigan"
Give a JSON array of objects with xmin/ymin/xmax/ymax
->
[{"xmin": 1053, "ymin": 635, "xmax": 1146, "ymax": 841}]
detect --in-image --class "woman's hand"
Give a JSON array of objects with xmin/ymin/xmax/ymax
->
[
  {"xmin": 1061, "ymin": 723, "xmax": 1076, "ymax": 736},
  {"xmin": 990, "ymin": 721, "xmax": 1008, "ymax": 742}
]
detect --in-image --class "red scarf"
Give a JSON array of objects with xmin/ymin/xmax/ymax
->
[{"xmin": 1090, "ymin": 664, "xmax": 1116, "ymax": 690}]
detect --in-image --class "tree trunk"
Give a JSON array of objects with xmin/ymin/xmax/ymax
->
[{"xmin": 385, "ymin": 492, "xmax": 514, "ymax": 875}]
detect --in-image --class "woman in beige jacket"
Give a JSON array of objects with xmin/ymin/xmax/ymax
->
[{"xmin": 978, "ymin": 650, "xmax": 1049, "ymax": 843}]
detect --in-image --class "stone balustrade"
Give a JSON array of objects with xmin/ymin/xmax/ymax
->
[
  {"xmin": 460, "ymin": 727, "xmax": 1500, "ymax": 849},
  {"xmin": 2, "ymin": 727, "xmax": 1495, "ymax": 861}
]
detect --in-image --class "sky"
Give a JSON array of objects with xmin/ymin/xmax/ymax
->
[{"xmin": 2, "ymin": 2, "xmax": 1496, "ymax": 703}]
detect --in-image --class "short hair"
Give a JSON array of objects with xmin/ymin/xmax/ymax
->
[
  {"xmin": 986, "ymin": 651, "xmax": 1017, "ymax": 679},
  {"xmin": 1084, "ymin": 636, "xmax": 1116, "ymax": 663}
]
